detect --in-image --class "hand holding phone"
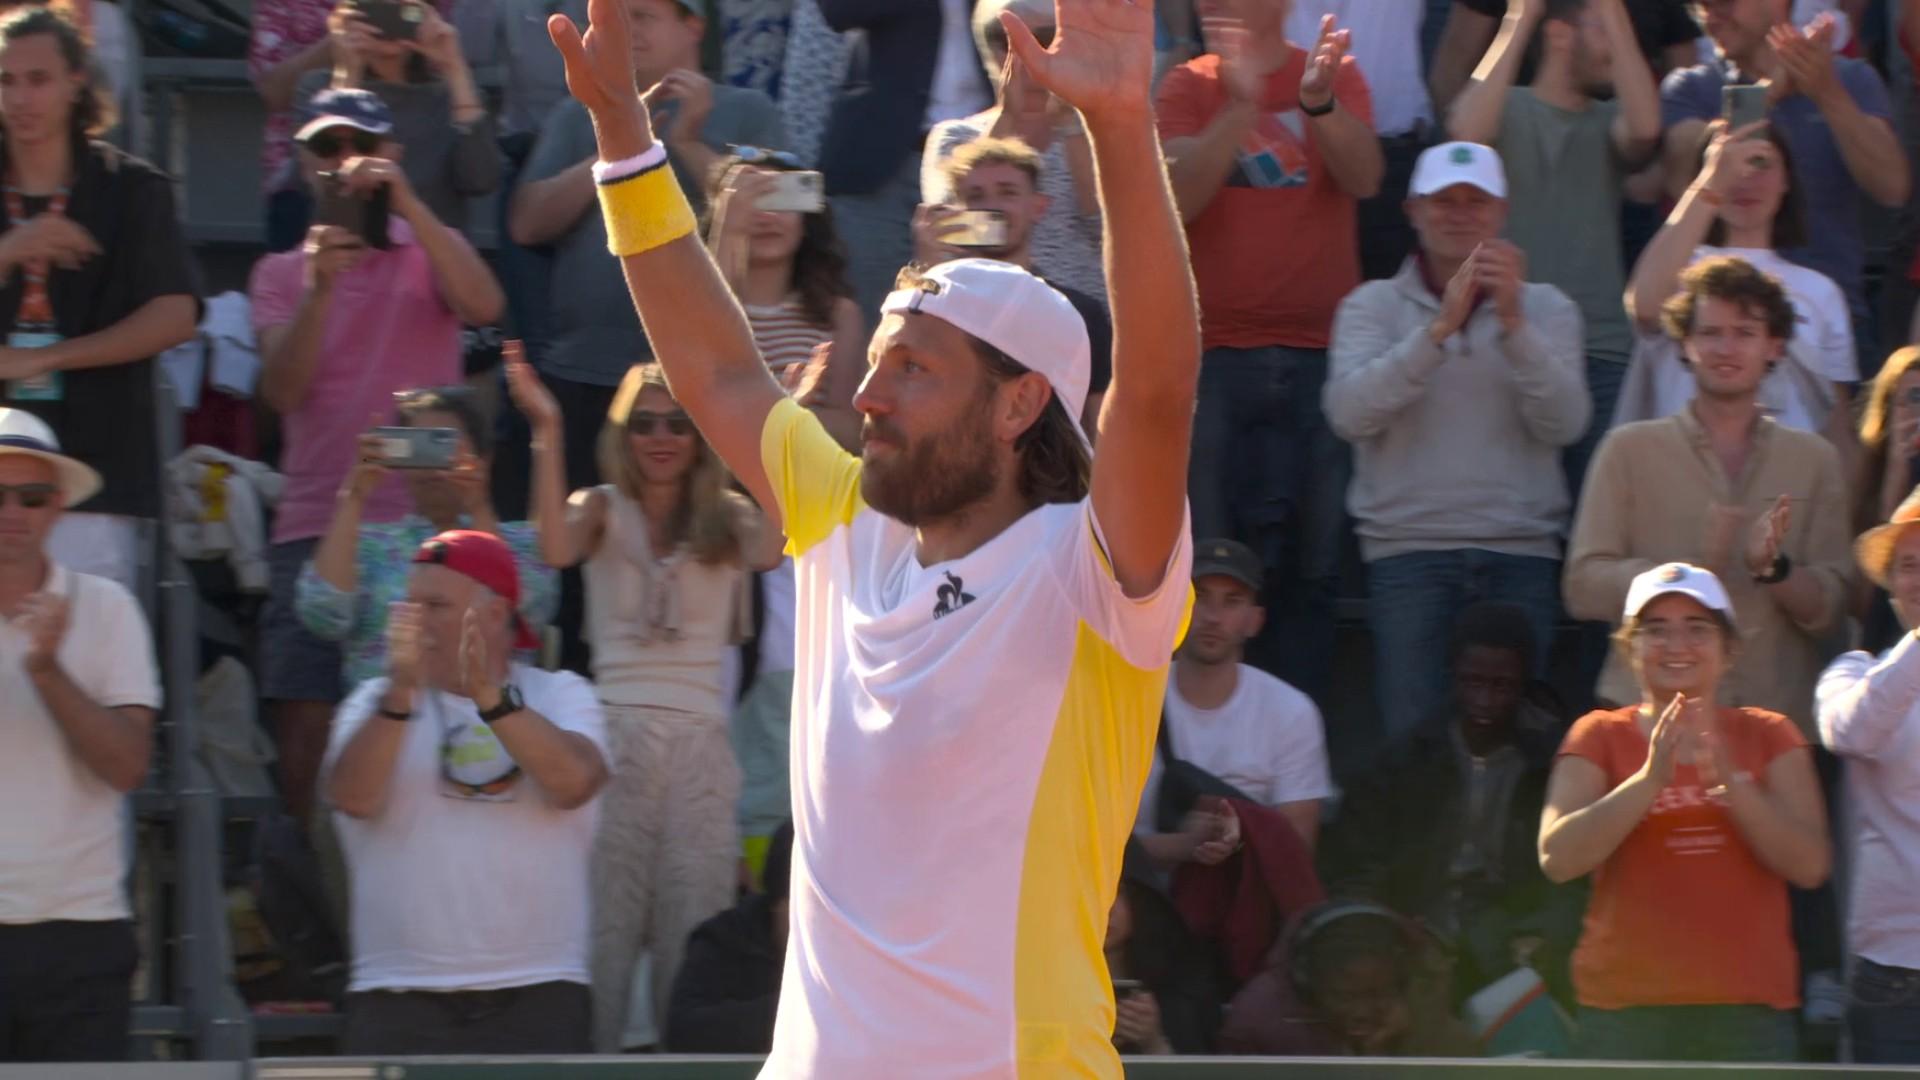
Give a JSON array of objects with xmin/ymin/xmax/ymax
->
[
  {"xmin": 1721, "ymin": 84, "xmax": 1769, "ymax": 134},
  {"xmin": 369, "ymin": 426, "xmax": 460, "ymax": 470},
  {"xmin": 351, "ymin": 0, "xmax": 424, "ymax": 41},
  {"xmin": 754, "ymin": 171, "xmax": 826, "ymax": 214}
]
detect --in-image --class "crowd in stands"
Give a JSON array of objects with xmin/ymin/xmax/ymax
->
[{"xmin": 17, "ymin": 0, "xmax": 1920, "ymax": 1065}]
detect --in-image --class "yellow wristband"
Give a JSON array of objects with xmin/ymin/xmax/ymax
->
[{"xmin": 597, "ymin": 162, "xmax": 696, "ymax": 258}]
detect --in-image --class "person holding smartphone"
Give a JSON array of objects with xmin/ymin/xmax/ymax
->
[
  {"xmin": 251, "ymin": 87, "xmax": 503, "ymax": 826},
  {"xmin": 1540, "ymin": 562, "xmax": 1829, "ymax": 1060}
]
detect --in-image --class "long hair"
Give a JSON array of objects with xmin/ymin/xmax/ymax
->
[
  {"xmin": 596, "ymin": 363, "xmax": 743, "ymax": 566},
  {"xmin": 703, "ymin": 153, "xmax": 854, "ymax": 330},
  {"xmin": 1698, "ymin": 125, "xmax": 1809, "ymax": 251},
  {"xmin": 0, "ymin": 6, "xmax": 114, "ymax": 139},
  {"xmin": 1856, "ymin": 346, "xmax": 1920, "ymax": 532}
]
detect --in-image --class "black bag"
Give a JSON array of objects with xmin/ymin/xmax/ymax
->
[{"xmin": 1153, "ymin": 710, "xmax": 1256, "ymax": 833}]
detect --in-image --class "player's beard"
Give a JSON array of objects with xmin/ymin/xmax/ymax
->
[{"xmin": 861, "ymin": 397, "xmax": 1000, "ymax": 528}]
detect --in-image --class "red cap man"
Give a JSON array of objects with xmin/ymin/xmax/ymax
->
[{"xmin": 413, "ymin": 529, "xmax": 540, "ymax": 651}]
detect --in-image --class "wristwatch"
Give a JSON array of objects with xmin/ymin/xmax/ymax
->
[
  {"xmin": 1753, "ymin": 552, "xmax": 1791, "ymax": 585},
  {"xmin": 1301, "ymin": 96, "xmax": 1336, "ymax": 118},
  {"xmin": 477, "ymin": 683, "xmax": 525, "ymax": 725}
]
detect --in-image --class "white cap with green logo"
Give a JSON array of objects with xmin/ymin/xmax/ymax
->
[{"xmin": 1410, "ymin": 141, "xmax": 1509, "ymax": 200}]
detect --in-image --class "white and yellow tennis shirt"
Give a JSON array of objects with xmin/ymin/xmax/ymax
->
[{"xmin": 757, "ymin": 398, "xmax": 1193, "ymax": 1080}]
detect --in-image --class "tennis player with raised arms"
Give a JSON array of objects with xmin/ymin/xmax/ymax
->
[{"xmin": 549, "ymin": 0, "xmax": 1199, "ymax": 1073}]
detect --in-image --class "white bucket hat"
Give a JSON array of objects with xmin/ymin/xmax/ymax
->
[{"xmin": 0, "ymin": 408, "xmax": 101, "ymax": 506}]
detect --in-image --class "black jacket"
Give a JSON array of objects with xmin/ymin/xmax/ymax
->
[
  {"xmin": 816, "ymin": 0, "xmax": 988, "ymax": 196},
  {"xmin": 663, "ymin": 894, "xmax": 782, "ymax": 1053}
]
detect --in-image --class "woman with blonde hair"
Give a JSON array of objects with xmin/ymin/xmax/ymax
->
[
  {"xmin": 1848, "ymin": 345, "xmax": 1920, "ymax": 649},
  {"xmin": 511, "ymin": 356, "xmax": 781, "ymax": 1051}
]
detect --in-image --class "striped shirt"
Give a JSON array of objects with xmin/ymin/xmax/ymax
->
[{"xmin": 746, "ymin": 297, "xmax": 832, "ymax": 373}]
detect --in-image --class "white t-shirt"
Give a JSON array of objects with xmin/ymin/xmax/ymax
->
[
  {"xmin": 925, "ymin": 0, "xmax": 990, "ymax": 128},
  {"xmin": 759, "ymin": 399, "xmax": 1193, "ymax": 1080},
  {"xmin": 324, "ymin": 664, "xmax": 608, "ymax": 993},
  {"xmin": 0, "ymin": 566, "xmax": 159, "ymax": 924},
  {"xmin": 757, "ymin": 558, "xmax": 797, "ymax": 677},
  {"xmin": 1621, "ymin": 246, "xmax": 1856, "ymax": 433},
  {"xmin": 1286, "ymin": 0, "xmax": 1432, "ymax": 137},
  {"xmin": 1136, "ymin": 664, "xmax": 1334, "ymax": 832}
]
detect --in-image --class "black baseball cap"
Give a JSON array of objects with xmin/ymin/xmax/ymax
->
[{"xmin": 1191, "ymin": 538, "xmax": 1263, "ymax": 593}]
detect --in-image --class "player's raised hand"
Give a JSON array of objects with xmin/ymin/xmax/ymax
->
[
  {"xmin": 549, "ymin": 0, "xmax": 643, "ymax": 120},
  {"xmin": 1000, "ymin": 0, "xmax": 1155, "ymax": 123}
]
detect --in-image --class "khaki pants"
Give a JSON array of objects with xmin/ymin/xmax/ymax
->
[{"xmin": 589, "ymin": 703, "xmax": 741, "ymax": 1051}]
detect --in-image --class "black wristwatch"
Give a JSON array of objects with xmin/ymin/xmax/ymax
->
[
  {"xmin": 1753, "ymin": 552, "xmax": 1792, "ymax": 585},
  {"xmin": 1301, "ymin": 96, "xmax": 1336, "ymax": 118},
  {"xmin": 477, "ymin": 683, "xmax": 525, "ymax": 725}
]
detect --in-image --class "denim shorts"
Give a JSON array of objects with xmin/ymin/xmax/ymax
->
[{"xmin": 260, "ymin": 537, "xmax": 344, "ymax": 703}]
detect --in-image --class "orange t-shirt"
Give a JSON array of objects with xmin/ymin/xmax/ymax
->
[
  {"xmin": 1558, "ymin": 706, "xmax": 1807, "ymax": 1010},
  {"xmin": 1153, "ymin": 52, "xmax": 1373, "ymax": 351}
]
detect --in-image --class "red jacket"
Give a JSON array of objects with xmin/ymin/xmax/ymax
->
[{"xmin": 1171, "ymin": 797, "xmax": 1326, "ymax": 985}]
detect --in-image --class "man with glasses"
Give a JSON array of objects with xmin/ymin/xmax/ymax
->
[
  {"xmin": 1660, "ymin": 0, "xmax": 1905, "ymax": 378},
  {"xmin": 0, "ymin": 409, "xmax": 159, "ymax": 1061},
  {"xmin": 323, "ymin": 528, "xmax": 608, "ymax": 1054},
  {"xmin": 251, "ymin": 87, "xmax": 505, "ymax": 827}
]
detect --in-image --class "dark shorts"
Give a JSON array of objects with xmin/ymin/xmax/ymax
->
[
  {"xmin": 0, "ymin": 920, "xmax": 138, "ymax": 1062},
  {"xmin": 341, "ymin": 980, "xmax": 592, "ymax": 1055},
  {"xmin": 261, "ymin": 537, "xmax": 344, "ymax": 703}
]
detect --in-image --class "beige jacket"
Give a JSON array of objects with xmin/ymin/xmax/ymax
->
[{"xmin": 1564, "ymin": 408, "xmax": 1850, "ymax": 732}]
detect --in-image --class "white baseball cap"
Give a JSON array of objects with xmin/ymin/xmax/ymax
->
[
  {"xmin": 0, "ymin": 408, "xmax": 100, "ymax": 506},
  {"xmin": 1623, "ymin": 562, "xmax": 1737, "ymax": 630},
  {"xmin": 1409, "ymin": 141, "xmax": 1509, "ymax": 200},
  {"xmin": 880, "ymin": 259, "xmax": 1091, "ymax": 445}
]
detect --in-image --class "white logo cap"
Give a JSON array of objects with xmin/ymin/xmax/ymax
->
[
  {"xmin": 1623, "ymin": 562, "xmax": 1738, "ymax": 630},
  {"xmin": 880, "ymin": 259, "xmax": 1091, "ymax": 446},
  {"xmin": 1409, "ymin": 141, "xmax": 1509, "ymax": 200}
]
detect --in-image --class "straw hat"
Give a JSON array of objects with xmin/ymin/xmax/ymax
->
[
  {"xmin": 1856, "ymin": 485, "xmax": 1920, "ymax": 588},
  {"xmin": 0, "ymin": 408, "xmax": 100, "ymax": 506}
]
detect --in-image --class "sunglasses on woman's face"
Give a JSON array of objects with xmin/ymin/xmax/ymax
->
[
  {"xmin": 305, "ymin": 127, "xmax": 384, "ymax": 160},
  {"xmin": 628, "ymin": 410, "xmax": 694, "ymax": 437},
  {"xmin": 0, "ymin": 482, "xmax": 55, "ymax": 509}
]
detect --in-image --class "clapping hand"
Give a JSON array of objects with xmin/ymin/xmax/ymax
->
[
  {"xmin": 1473, "ymin": 239, "xmax": 1526, "ymax": 332},
  {"xmin": 16, "ymin": 591, "xmax": 69, "ymax": 674},
  {"xmin": 1299, "ymin": 14, "xmax": 1350, "ymax": 112},
  {"xmin": 1768, "ymin": 14, "xmax": 1841, "ymax": 108},
  {"xmin": 1638, "ymin": 692, "xmax": 1687, "ymax": 788},
  {"xmin": 503, "ymin": 341, "xmax": 561, "ymax": 441},
  {"xmin": 386, "ymin": 600, "xmax": 424, "ymax": 690},
  {"xmin": 1204, "ymin": 14, "xmax": 1262, "ymax": 104},
  {"xmin": 1746, "ymin": 493, "xmax": 1791, "ymax": 579}
]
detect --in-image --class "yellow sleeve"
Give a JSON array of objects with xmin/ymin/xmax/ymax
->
[{"xmin": 759, "ymin": 396, "xmax": 864, "ymax": 557}]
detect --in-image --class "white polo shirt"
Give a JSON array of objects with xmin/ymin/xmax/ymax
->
[
  {"xmin": 0, "ymin": 565, "xmax": 160, "ymax": 923},
  {"xmin": 325, "ymin": 664, "xmax": 608, "ymax": 992},
  {"xmin": 758, "ymin": 399, "xmax": 1193, "ymax": 1080}
]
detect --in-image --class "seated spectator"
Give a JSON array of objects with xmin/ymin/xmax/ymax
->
[
  {"xmin": 1106, "ymin": 860, "xmax": 1224, "ymax": 1055},
  {"xmin": 252, "ymin": 86, "xmax": 504, "ymax": 824},
  {"xmin": 1564, "ymin": 257, "xmax": 1848, "ymax": 723},
  {"xmin": 1660, "ymin": 1, "xmax": 1907, "ymax": 374},
  {"xmin": 510, "ymin": 0, "xmax": 784, "ymax": 490},
  {"xmin": 1324, "ymin": 140, "xmax": 1587, "ymax": 746},
  {"xmin": 1621, "ymin": 122, "xmax": 1854, "ymax": 444},
  {"xmin": 1445, "ymin": 0, "xmax": 1662, "ymax": 498},
  {"xmin": 0, "ymin": 409, "xmax": 158, "ymax": 1062},
  {"xmin": 911, "ymin": 136, "xmax": 1112, "ymax": 431},
  {"xmin": 1540, "ymin": 562, "xmax": 1829, "ymax": 1060},
  {"xmin": 517, "ymin": 361, "xmax": 781, "ymax": 1049},
  {"xmin": 324, "ymin": 529, "xmax": 609, "ymax": 1054},
  {"xmin": 664, "ymin": 820, "xmax": 793, "ymax": 1053},
  {"xmin": 705, "ymin": 148, "xmax": 863, "ymax": 446},
  {"xmin": 0, "ymin": 7, "xmax": 198, "ymax": 591},
  {"xmin": 1324, "ymin": 603, "xmax": 1578, "ymax": 1005},
  {"xmin": 922, "ymin": 0, "xmax": 1104, "ymax": 305},
  {"xmin": 1156, "ymin": 0, "xmax": 1382, "ymax": 698},
  {"xmin": 1135, "ymin": 539, "xmax": 1333, "ymax": 863},
  {"xmin": 1216, "ymin": 901, "xmax": 1477, "ymax": 1056},
  {"xmin": 1816, "ymin": 490, "xmax": 1920, "ymax": 1064},
  {"xmin": 298, "ymin": 0, "xmax": 499, "ymax": 233},
  {"xmin": 296, "ymin": 380, "xmax": 559, "ymax": 691}
]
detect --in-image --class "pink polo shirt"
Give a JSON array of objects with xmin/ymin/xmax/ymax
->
[{"xmin": 249, "ymin": 218, "xmax": 464, "ymax": 543}]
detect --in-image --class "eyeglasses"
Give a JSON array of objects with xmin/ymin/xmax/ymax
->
[
  {"xmin": 0, "ymin": 482, "xmax": 55, "ymax": 509},
  {"xmin": 305, "ymin": 128, "xmax": 383, "ymax": 160},
  {"xmin": 395, "ymin": 385, "xmax": 477, "ymax": 406},
  {"xmin": 729, "ymin": 145, "xmax": 804, "ymax": 169},
  {"xmin": 628, "ymin": 410, "xmax": 693, "ymax": 437}
]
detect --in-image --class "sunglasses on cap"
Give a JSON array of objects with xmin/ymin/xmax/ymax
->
[
  {"xmin": 628, "ymin": 410, "xmax": 694, "ymax": 436},
  {"xmin": 0, "ymin": 482, "xmax": 55, "ymax": 509},
  {"xmin": 443, "ymin": 762, "xmax": 523, "ymax": 798},
  {"xmin": 305, "ymin": 127, "xmax": 384, "ymax": 159},
  {"xmin": 730, "ymin": 145, "xmax": 804, "ymax": 169}
]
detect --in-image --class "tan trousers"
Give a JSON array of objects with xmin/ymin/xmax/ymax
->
[{"xmin": 589, "ymin": 703, "xmax": 742, "ymax": 1051}]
